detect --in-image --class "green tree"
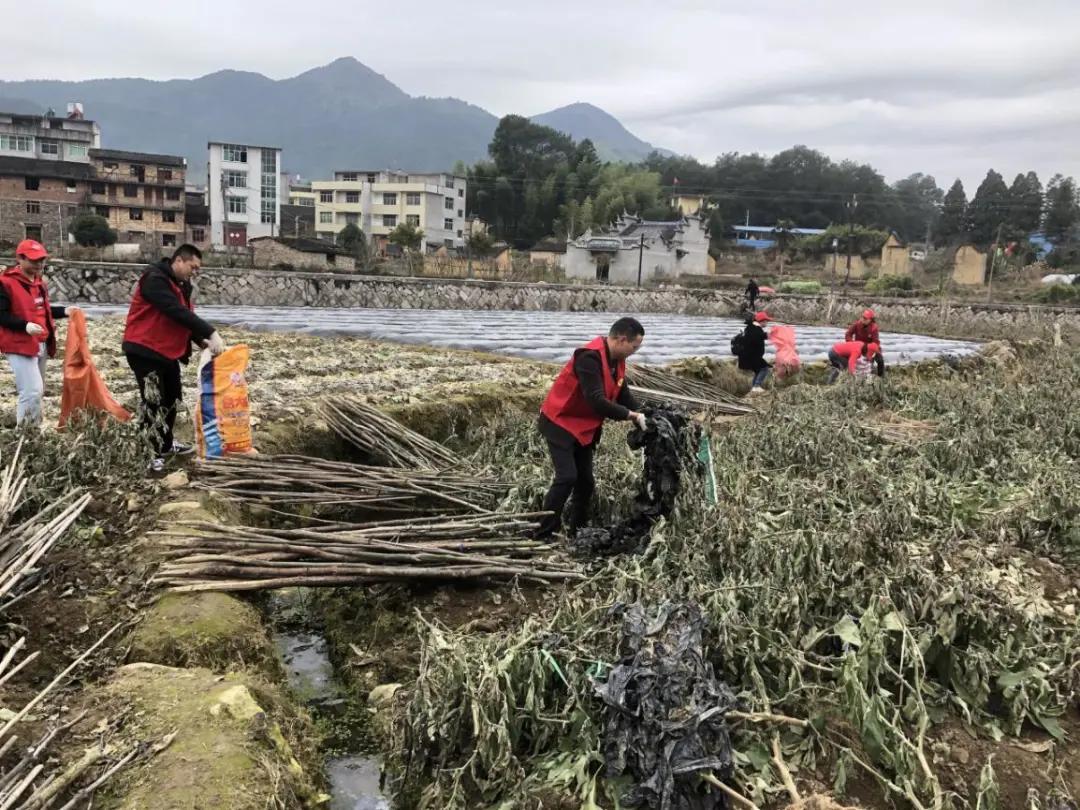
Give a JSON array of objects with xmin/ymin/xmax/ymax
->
[
  {"xmin": 338, "ymin": 223, "xmax": 366, "ymax": 260},
  {"xmin": 68, "ymin": 212, "xmax": 117, "ymax": 247},
  {"xmin": 968, "ymin": 169, "xmax": 1010, "ymax": 245},
  {"xmin": 1043, "ymin": 174, "xmax": 1079, "ymax": 241},
  {"xmin": 1006, "ymin": 171, "xmax": 1042, "ymax": 236},
  {"xmin": 937, "ymin": 180, "xmax": 970, "ymax": 246},
  {"xmin": 891, "ymin": 173, "xmax": 943, "ymax": 242},
  {"xmin": 388, "ymin": 221, "xmax": 424, "ymax": 252},
  {"xmin": 466, "ymin": 229, "xmax": 495, "ymax": 258}
]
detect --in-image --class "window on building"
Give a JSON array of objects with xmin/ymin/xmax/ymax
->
[
  {"xmin": 162, "ymin": 234, "xmax": 177, "ymax": 247},
  {"xmin": 224, "ymin": 170, "xmax": 247, "ymax": 189},
  {"xmin": 458, "ymin": 188, "xmax": 464, "ymax": 198},
  {"xmin": 345, "ymin": 191, "xmax": 360, "ymax": 204},
  {"xmin": 457, "ymin": 209, "xmax": 463, "ymax": 217},
  {"xmin": 406, "ymin": 214, "xmax": 420, "ymax": 227},
  {"xmin": 162, "ymin": 211, "xmax": 177, "ymax": 223},
  {"xmin": 444, "ymin": 218, "xmax": 454, "ymax": 230},
  {"xmin": 91, "ymin": 182, "xmax": 106, "ymax": 194},
  {"xmin": 444, "ymin": 238, "xmax": 454, "ymax": 248},
  {"xmin": 24, "ymin": 177, "xmax": 39, "ymax": 191},
  {"xmin": 261, "ymin": 199, "xmax": 276, "ymax": 224},
  {"xmin": 39, "ymin": 140, "xmax": 59, "ymax": 156},
  {"xmin": 445, "ymin": 177, "xmax": 455, "ymax": 189},
  {"xmin": 67, "ymin": 144, "xmax": 88, "ymax": 159},
  {"xmin": 301, "ymin": 197, "xmax": 315, "ymax": 206},
  {"xmin": 25, "ymin": 201, "xmax": 40, "ymax": 215},
  {"xmin": 319, "ymin": 191, "xmax": 333, "ymax": 203},
  {"xmin": 383, "ymin": 214, "xmax": 397, "ymax": 227},
  {"xmin": 227, "ymin": 196, "xmax": 246, "ymax": 214},
  {"xmin": 261, "ymin": 151, "xmax": 276, "ymax": 173},
  {"xmin": 382, "ymin": 193, "xmax": 397, "ymax": 206},
  {"xmin": 0, "ymin": 135, "xmax": 32, "ymax": 152},
  {"xmin": 127, "ymin": 231, "xmax": 144, "ymax": 240},
  {"xmin": 192, "ymin": 228, "xmax": 205, "ymax": 242},
  {"xmin": 129, "ymin": 165, "xmax": 141, "ymax": 177},
  {"xmin": 166, "ymin": 188, "xmax": 180, "ymax": 200},
  {"xmin": 366, "ymin": 173, "xmax": 377, "ymax": 183},
  {"xmin": 341, "ymin": 172, "xmax": 358, "ymax": 182},
  {"xmin": 129, "ymin": 208, "xmax": 143, "ymax": 220},
  {"xmin": 457, "ymin": 230, "xmax": 463, "ymax": 238},
  {"xmin": 159, "ymin": 169, "xmax": 173, "ymax": 181},
  {"xmin": 66, "ymin": 205, "xmax": 78, "ymax": 218},
  {"xmin": 444, "ymin": 197, "xmax": 454, "ymax": 210},
  {"xmin": 345, "ymin": 213, "xmax": 359, "ymax": 226},
  {"xmin": 222, "ymin": 144, "xmax": 247, "ymax": 163},
  {"xmin": 319, "ymin": 212, "xmax": 333, "ymax": 224},
  {"xmin": 404, "ymin": 192, "xmax": 420, "ymax": 206},
  {"xmin": 24, "ymin": 225, "xmax": 42, "ymax": 241},
  {"xmin": 95, "ymin": 206, "xmax": 109, "ymax": 218},
  {"xmin": 124, "ymin": 185, "xmax": 137, "ymax": 197},
  {"xmin": 66, "ymin": 180, "xmax": 77, "ymax": 193}
]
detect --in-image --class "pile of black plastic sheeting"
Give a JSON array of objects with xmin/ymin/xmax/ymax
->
[
  {"xmin": 595, "ymin": 602, "xmax": 737, "ymax": 809},
  {"xmin": 571, "ymin": 407, "xmax": 700, "ymax": 557}
]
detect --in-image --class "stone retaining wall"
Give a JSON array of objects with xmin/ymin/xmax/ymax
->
[{"xmin": 23, "ymin": 260, "xmax": 1080, "ymax": 332}]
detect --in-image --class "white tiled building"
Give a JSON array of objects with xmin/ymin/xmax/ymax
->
[
  {"xmin": 207, "ymin": 142, "xmax": 282, "ymax": 247},
  {"xmin": 313, "ymin": 170, "xmax": 466, "ymax": 249}
]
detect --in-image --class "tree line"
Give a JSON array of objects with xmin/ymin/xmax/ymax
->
[{"xmin": 465, "ymin": 115, "xmax": 1080, "ymax": 259}]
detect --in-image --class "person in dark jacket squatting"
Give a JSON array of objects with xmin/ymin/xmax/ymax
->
[
  {"xmin": 122, "ymin": 245, "xmax": 225, "ymax": 472},
  {"xmin": 535, "ymin": 317, "xmax": 647, "ymax": 539},
  {"xmin": 737, "ymin": 311, "xmax": 772, "ymax": 394},
  {"xmin": 0, "ymin": 239, "xmax": 77, "ymax": 425}
]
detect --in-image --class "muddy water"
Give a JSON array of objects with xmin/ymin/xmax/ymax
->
[{"xmin": 273, "ymin": 603, "xmax": 389, "ymax": 809}]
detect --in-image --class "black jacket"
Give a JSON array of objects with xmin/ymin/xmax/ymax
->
[
  {"xmin": 736, "ymin": 322, "xmax": 770, "ymax": 372},
  {"xmin": 122, "ymin": 259, "xmax": 215, "ymax": 364},
  {"xmin": 539, "ymin": 344, "xmax": 639, "ymax": 448}
]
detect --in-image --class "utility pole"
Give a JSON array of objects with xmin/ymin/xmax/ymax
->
[
  {"xmin": 466, "ymin": 218, "xmax": 473, "ymax": 279},
  {"xmin": 843, "ymin": 193, "xmax": 858, "ymax": 291},
  {"xmin": 987, "ymin": 221, "xmax": 1003, "ymax": 304},
  {"xmin": 636, "ymin": 232, "xmax": 645, "ymax": 287}
]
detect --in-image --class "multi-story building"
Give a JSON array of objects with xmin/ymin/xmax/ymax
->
[
  {"xmin": 288, "ymin": 182, "xmax": 316, "ymax": 208},
  {"xmin": 312, "ymin": 170, "xmax": 467, "ymax": 249},
  {"xmin": 0, "ymin": 108, "xmax": 99, "ymax": 248},
  {"xmin": 184, "ymin": 187, "xmax": 211, "ymax": 250},
  {"xmin": 88, "ymin": 149, "xmax": 186, "ymax": 248},
  {"xmin": 0, "ymin": 108, "xmax": 100, "ymax": 165},
  {"xmin": 207, "ymin": 142, "xmax": 282, "ymax": 247}
]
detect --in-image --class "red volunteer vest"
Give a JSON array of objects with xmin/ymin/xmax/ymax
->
[
  {"xmin": 540, "ymin": 336, "xmax": 626, "ymax": 446},
  {"xmin": 0, "ymin": 267, "xmax": 56, "ymax": 357},
  {"xmin": 123, "ymin": 271, "xmax": 195, "ymax": 360}
]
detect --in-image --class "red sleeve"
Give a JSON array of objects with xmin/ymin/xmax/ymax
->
[
  {"xmin": 845, "ymin": 324, "xmax": 856, "ymax": 342},
  {"xmin": 871, "ymin": 324, "xmax": 880, "ymax": 343}
]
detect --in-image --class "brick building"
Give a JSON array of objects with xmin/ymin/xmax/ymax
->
[
  {"xmin": 88, "ymin": 149, "xmax": 186, "ymax": 249},
  {"xmin": 0, "ymin": 156, "xmax": 91, "ymax": 248},
  {"xmin": 184, "ymin": 189, "xmax": 211, "ymax": 250}
]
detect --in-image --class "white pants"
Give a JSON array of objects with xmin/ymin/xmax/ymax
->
[{"xmin": 5, "ymin": 344, "xmax": 48, "ymax": 425}]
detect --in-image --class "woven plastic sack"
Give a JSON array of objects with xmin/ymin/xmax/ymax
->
[
  {"xmin": 768, "ymin": 323, "xmax": 801, "ymax": 379},
  {"xmin": 58, "ymin": 309, "xmax": 131, "ymax": 427},
  {"xmin": 194, "ymin": 345, "xmax": 255, "ymax": 458}
]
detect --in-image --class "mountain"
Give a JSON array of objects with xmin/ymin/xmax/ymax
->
[
  {"xmin": 0, "ymin": 58, "xmax": 670, "ymax": 180},
  {"xmin": 530, "ymin": 102, "xmax": 668, "ymax": 163}
]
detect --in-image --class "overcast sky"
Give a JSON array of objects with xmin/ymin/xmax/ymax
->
[{"xmin": 5, "ymin": 0, "xmax": 1079, "ymax": 190}]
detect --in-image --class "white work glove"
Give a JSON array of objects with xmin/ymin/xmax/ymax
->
[
  {"xmin": 632, "ymin": 412, "xmax": 647, "ymax": 432},
  {"xmin": 206, "ymin": 331, "xmax": 226, "ymax": 356},
  {"xmin": 25, "ymin": 322, "xmax": 44, "ymax": 336}
]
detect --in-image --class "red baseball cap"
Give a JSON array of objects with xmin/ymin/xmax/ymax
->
[
  {"xmin": 866, "ymin": 342, "xmax": 880, "ymax": 358},
  {"xmin": 15, "ymin": 239, "xmax": 48, "ymax": 261},
  {"xmin": 863, "ymin": 309, "xmax": 876, "ymax": 320},
  {"xmin": 754, "ymin": 311, "xmax": 772, "ymax": 323}
]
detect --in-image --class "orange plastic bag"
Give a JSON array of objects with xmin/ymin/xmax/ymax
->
[
  {"xmin": 768, "ymin": 324, "xmax": 802, "ymax": 379},
  {"xmin": 58, "ymin": 309, "xmax": 131, "ymax": 428},
  {"xmin": 193, "ymin": 345, "xmax": 255, "ymax": 458}
]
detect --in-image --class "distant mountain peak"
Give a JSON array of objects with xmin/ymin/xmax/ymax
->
[{"xmin": 530, "ymin": 103, "xmax": 668, "ymax": 163}]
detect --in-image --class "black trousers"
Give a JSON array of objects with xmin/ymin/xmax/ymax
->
[
  {"xmin": 126, "ymin": 353, "xmax": 183, "ymax": 456},
  {"xmin": 873, "ymin": 352, "xmax": 886, "ymax": 377},
  {"xmin": 537, "ymin": 438, "xmax": 595, "ymax": 538}
]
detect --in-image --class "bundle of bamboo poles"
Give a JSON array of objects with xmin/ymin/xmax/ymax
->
[
  {"xmin": 320, "ymin": 397, "xmax": 461, "ymax": 469},
  {"xmin": 194, "ymin": 454, "xmax": 504, "ymax": 515},
  {"xmin": 627, "ymin": 364, "xmax": 755, "ymax": 415},
  {"xmin": 152, "ymin": 513, "xmax": 583, "ymax": 592}
]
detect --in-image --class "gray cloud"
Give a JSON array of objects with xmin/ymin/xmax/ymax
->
[{"xmin": 3, "ymin": 0, "xmax": 1078, "ymax": 189}]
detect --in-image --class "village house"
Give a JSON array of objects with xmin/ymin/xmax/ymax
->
[
  {"xmin": 564, "ymin": 213, "xmax": 710, "ymax": 284},
  {"xmin": 208, "ymin": 142, "xmax": 283, "ymax": 248},
  {"xmin": 880, "ymin": 232, "xmax": 912, "ymax": 276},
  {"xmin": 250, "ymin": 236, "xmax": 355, "ymax": 272},
  {"xmin": 88, "ymin": 148, "xmax": 187, "ymax": 249},
  {"xmin": 529, "ymin": 238, "xmax": 567, "ymax": 270}
]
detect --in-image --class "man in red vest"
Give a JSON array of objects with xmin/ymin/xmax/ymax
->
[
  {"xmin": 845, "ymin": 309, "xmax": 885, "ymax": 376},
  {"xmin": 536, "ymin": 317, "xmax": 647, "ymax": 539},
  {"xmin": 0, "ymin": 240, "xmax": 75, "ymax": 425},
  {"xmin": 123, "ymin": 244, "xmax": 225, "ymax": 472}
]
